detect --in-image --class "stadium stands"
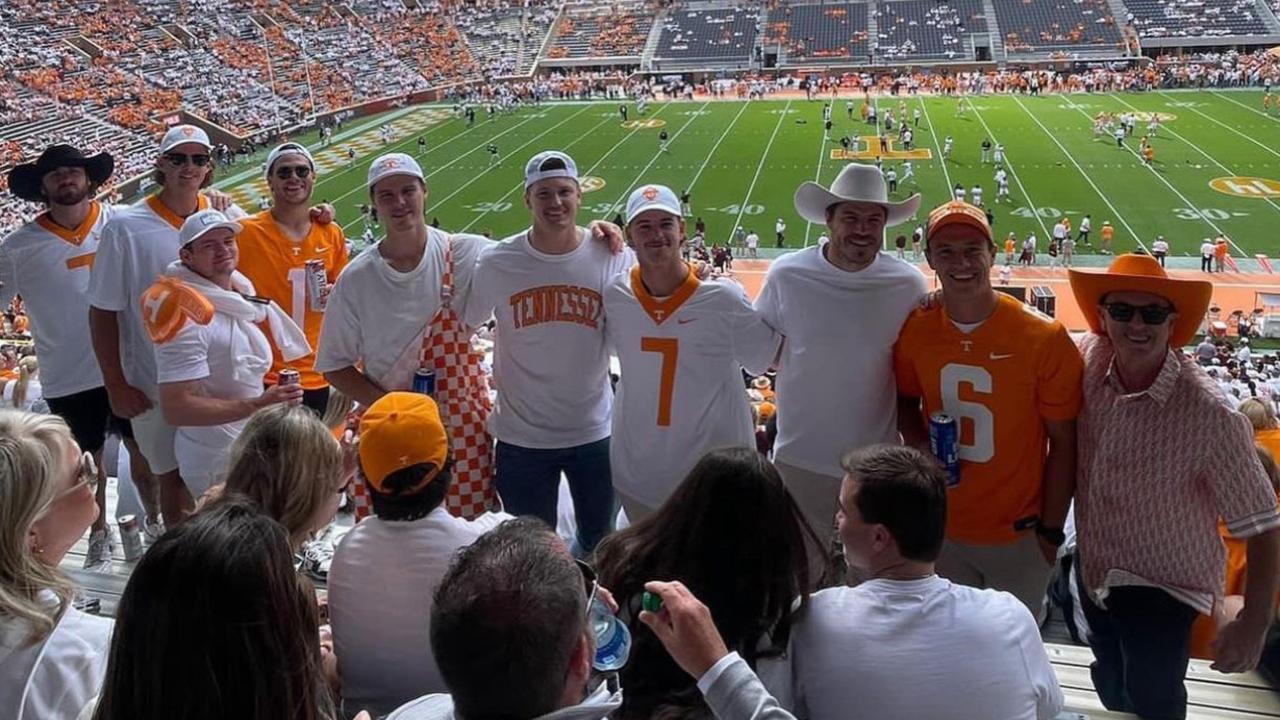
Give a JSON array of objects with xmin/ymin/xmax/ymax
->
[
  {"xmin": 766, "ymin": 2, "xmax": 872, "ymax": 63},
  {"xmin": 1122, "ymin": 0, "xmax": 1271, "ymax": 38},
  {"xmin": 454, "ymin": 0, "xmax": 558, "ymax": 76},
  {"xmin": 653, "ymin": 5, "xmax": 761, "ymax": 64},
  {"xmin": 875, "ymin": 0, "xmax": 988, "ymax": 61},
  {"xmin": 992, "ymin": 0, "xmax": 1125, "ymax": 54},
  {"xmin": 548, "ymin": 1, "xmax": 656, "ymax": 60}
]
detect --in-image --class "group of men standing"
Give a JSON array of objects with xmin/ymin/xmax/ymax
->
[{"xmin": 6, "ymin": 116, "xmax": 1278, "ymax": 719}]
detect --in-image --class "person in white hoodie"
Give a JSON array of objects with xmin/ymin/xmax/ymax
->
[
  {"xmin": 387, "ymin": 517, "xmax": 797, "ymax": 720},
  {"xmin": 147, "ymin": 209, "xmax": 308, "ymax": 498},
  {"xmin": 0, "ymin": 410, "xmax": 113, "ymax": 720}
]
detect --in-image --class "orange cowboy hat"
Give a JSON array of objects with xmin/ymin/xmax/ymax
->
[{"xmin": 1068, "ymin": 254, "xmax": 1212, "ymax": 347}]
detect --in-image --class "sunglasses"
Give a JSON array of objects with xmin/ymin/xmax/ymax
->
[
  {"xmin": 578, "ymin": 559, "xmax": 599, "ymax": 612},
  {"xmin": 274, "ymin": 165, "xmax": 312, "ymax": 180},
  {"xmin": 1103, "ymin": 302, "xmax": 1175, "ymax": 325},
  {"xmin": 38, "ymin": 451, "xmax": 97, "ymax": 518},
  {"xmin": 165, "ymin": 152, "xmax": 211, "ymax": 167}
]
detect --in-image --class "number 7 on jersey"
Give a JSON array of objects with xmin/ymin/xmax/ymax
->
[{"xmin": 640, "ymin": 337, "xmax": 679, "ymax": 427}]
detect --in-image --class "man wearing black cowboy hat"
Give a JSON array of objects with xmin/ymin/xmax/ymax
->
[{"xmin": 1, "ymin": 144, "xmax": 160, "ymax": 570}]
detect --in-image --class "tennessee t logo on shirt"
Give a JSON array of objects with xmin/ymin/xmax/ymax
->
[{"xmin": 508, "ymin": 285, "xmax": 603, "ymax": 329}]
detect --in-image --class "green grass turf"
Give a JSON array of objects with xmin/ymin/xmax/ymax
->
[{"xmin": 216, "ymin": 91, "xmax": 1280, "ymax": 259}]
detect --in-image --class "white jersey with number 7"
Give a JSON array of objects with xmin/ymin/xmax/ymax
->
[{"xmin": 604, "ymin": 267, "xmax": 780, "ymax": 510}]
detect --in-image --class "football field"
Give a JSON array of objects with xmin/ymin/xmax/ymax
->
[{"xmin": 218, "ymin": 90, "xmax": 1280, "ymax": 261}]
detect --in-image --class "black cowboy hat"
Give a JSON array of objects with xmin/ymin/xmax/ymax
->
[{"xmin": 7, "ymin": 144, "xmax": 114, "ymax": 203}]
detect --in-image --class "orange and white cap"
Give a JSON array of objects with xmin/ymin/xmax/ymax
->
[
  {"xmin": 626, "ymin": 184, "xmax": 681, "ymax": 224},
  {"xmin": 925, "ymin": 200, "xmax": 993, "ymax": 248},
  {"xmin": 367, "ymin": 153, "xmax": 424, "ymax": 190},
  {"xmin": 160, "ymin": 124, "xmax": 212, "ymax": 153},
  {"xmin": 358, "ymin": 391, "xmax": 449, "ymax": 495}
]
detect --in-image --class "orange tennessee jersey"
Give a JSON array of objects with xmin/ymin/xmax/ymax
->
[
  {"xmin": 893, "ymin": 293, "xmax": 1083, "ymax": 544},
  {"xmin": 236, "ymin": 211, "xmax": 349, "ymax": 389}
]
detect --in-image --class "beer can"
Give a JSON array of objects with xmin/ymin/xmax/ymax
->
[
  {"xmin": 278, "ymin": 368, "xmax": 300, "ymax": 387},
  {"xmin": 928, "ymin": 411, "xmax": 961, "ymax": 487},
  {"xmin": 305, "ymin": 259, "xmax": 329, "ymax": 312},
  {"xmin": 413, "ymin": 367, "xmax": 436, "ymax": 397},
  {"xmin": 119, "ymin": 514, "xmax": 143, "ymax": 561}
]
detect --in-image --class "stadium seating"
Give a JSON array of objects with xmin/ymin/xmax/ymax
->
[
  {"xmin": 548, "ymin": 1, "xmax": 656, "ymax": 59},
  {"xmin": 875, "ymin": 0, "xmax": 989, "ymax": 61},
  {"xmin": 992, "ymin": 0, "xmax": 1125, "ymax": 54},
  {"xmin": 653, "ymin": 6, "xmax": 761, "ymax": 63},
  {"xmin": 766, "ymin": 2, "xmax": 871, "ymax": 63},
  {"xmin": 1122, "ymin": 0, "xmax": 1271, "ymax": 38},
  {"xmin": 454, "ymin": 0, "xmax": 557, "ymax": 76}
]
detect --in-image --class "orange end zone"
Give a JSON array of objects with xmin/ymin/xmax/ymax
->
[{"xmin": 728, "ymin": 259, "xmax": 1280, "ymax": 334}]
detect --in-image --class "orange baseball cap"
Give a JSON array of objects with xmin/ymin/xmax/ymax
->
[
  {"xmin": 358, "ymin": 392, "xmax": 449, "ymax": 495},
  {"xmin": 925, "ymin": 200, "xmax": 993, "ymax": 248}
]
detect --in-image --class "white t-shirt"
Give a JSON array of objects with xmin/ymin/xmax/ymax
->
[
  {"xmin": 1201, "ymin": 241, "xmax": 1216, "ymax": 257},
  {"xmin": 1080, "ymin": 217, "xmax": 1092, "ymax": 233},
  {"xmin": 315, "ymin": 228, "xmax": 485, "ymax": 391},
  {"xmin": 0, "ymin": 594, "xmax": 113, "ymax": 720},
  {"xmin": 1153, "ymin": 239, "xmax": 1169, "ymax": 254},
  {"xmin": 463, "ymin": 229, "xmax": 633, "ymax": 449},
  {"xmin": 329, "ymin": 507, "xmax": 511, "ymax": 719},
  {"xmin": 1052, "ymin": 223, "xmax": 1066, "ymax": 240},
  {"xmin": 155, "ymin": 285, "xmax": 273, "ymax": 494},
  {"xmin": 776, "ymin": 576, "xmax": 1062, "ymax": 720},
  {"xmin": 746, "ymin": 233, "xmax": 759, "ymax": 249},
  {"xmin": 0, "ymin": 202, "xmax": 121, "ymax": 398},
  {"xmin": 87, "ymin": 196, "xmax": 244, "ymax": 395},
  {"xmin": 3, "ymin": 375, "xmax": 43, "ymax": 412},
  {"xmin": 775, "ymin": 221, "xmax": 786, "ymax": 234},
  {"xmin": 604, "ymin": 269, "xmax": 778, "ymax": 508},
  {"xmin": 755, "ymin": 248, "xmax": 926, "ymax": 477}
]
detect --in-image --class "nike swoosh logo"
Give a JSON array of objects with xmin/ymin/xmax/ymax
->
[
  {"xmin": 677, "ymin": 318, "xmax": 696, "ymax": 325},
  {"xmin": 990, "ymin": 353, "xmax": 1014, "ymax": 360}
]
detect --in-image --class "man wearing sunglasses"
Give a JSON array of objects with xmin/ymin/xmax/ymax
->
[
  {"xmin": 1068, "ymin": 254, "xmax": 1280, "ymax": 717},
  {"xmin": 89, "ymin": 124, "xmax": 246, "ymax": 525},
  {"xmin": 894, "ymin": 201, "xmax": 1082, "ymax": 621},
  {"xmin": 236, "ymin": 143, "xmax": 349, "ymax": 415}
]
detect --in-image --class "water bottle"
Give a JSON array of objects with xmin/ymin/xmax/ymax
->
[{"xmin": 589, "ymin": 596, "xmax": 631, "ymax": 671}]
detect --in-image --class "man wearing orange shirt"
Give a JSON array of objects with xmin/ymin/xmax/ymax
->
[
  {"xmin": 895, "ymin": 201, "xmax": 1083, "ymax": 618},
  {"xmin": 237, "ymin": 143, "xmax": 349, "ymax": 414}
]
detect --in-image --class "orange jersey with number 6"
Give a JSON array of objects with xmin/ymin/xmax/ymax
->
[
  {"xmin": 893, "ymin": 293, "xmax": 1083, "ymax": 544},
  {"xmin": 236, "ymin": 211, "xmax": 349, "ymax": 389}
]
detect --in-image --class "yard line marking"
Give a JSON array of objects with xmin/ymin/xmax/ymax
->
[
  {"xmin": 459, "ymin": 103, "xmax": 675, "ymax": 232},
  {"xmin": 1012, "ymin": 95, "xmax": 1148, "ymax": 253},
  {"xmin": 600, "ymin": 101, "xmax": 712, "ymax": 218},
  {"xmin": 686, "ymin": 100, "xmax": 752, "ymax": 193},
  {"xmin": 725, "ymin": 99, "xmax": 792, "ymax": 244},
  {"xmin": 916, "ymin": 96, "xmax": 953, "ymax": 191},
  {"xmin": 968, "ymin": 100, "xmax": 1051, "ymax": 239},
  {"xmin": 1058, "ymin": 95, "xmax": 1217, "ymax": 245},
  {"xmin": 1157, "ymin": 91, "xmax": 1280, "ymax": 162},
  {"xmin": 803, "ymin": 106, "xmax": 830, "ymax": 247},
  {"xmin": 426, "ymin": 104, "xmax": 594, "ymax": 217},
  {"xmin": 1208, "ymin": 89, "xmax": 1280, "ymax": 127}
]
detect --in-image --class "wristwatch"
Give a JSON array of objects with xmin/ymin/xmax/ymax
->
[{"xmin": 1035, "ymin": 524, "xmax": 1066, "ymax": 547}]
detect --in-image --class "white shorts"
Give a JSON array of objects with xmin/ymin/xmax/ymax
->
[{"xmin": 131, "ymin": 404, "xmax": 179, "ymax": 475}]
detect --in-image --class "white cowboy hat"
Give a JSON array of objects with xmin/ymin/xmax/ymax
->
[{"xmin": 794, "ymin": 163, "xmax": 921, "ymax": 226}]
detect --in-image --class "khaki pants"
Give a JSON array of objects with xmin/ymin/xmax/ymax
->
[
  {"xmin": 936, "ymin": 533, "xmax": 1054, "ymax": 623},
  {"xmin": 776, "ymin": 461, "xmax": 845, "ymax": 588}
]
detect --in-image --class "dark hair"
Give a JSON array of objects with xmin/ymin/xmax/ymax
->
[
  {"xmin": 371, "ymin": 459, "xmax": 452, "ymax": 521},
  {"xmin": 93, "ymin": 497, "xmax": 335, "ymax": 720},
  {"xmin": 593, "ymin": 447, "xmax": 819, "ymax": 720},
  {"xmin": 430, "ymin": 517, "xmax": 585, "ymax": 719},
  {"xmin": 840, "ymin": 445, "xmax": 948, "ymax": 562}
]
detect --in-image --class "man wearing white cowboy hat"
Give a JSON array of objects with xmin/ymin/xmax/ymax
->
[
  {"xmin": 1069, "ymin": 254, "xmax": 1280, "ymax": 717},
  {"xmin": 755, "ymin": 163, "xmax": 926, "ymax": 565},
  {"xmin": 144, "ymin": 209, "xmax": 309, "ymax": 497}
]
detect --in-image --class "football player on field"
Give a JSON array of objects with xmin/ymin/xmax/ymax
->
[{"xmin": 894, "ymin": 201, "xmax": 1083, "ymax": 620}]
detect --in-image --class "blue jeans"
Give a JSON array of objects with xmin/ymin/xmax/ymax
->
[{"xmin": 494, "ymin": 437, "xmax": 614, "ymax": 554}]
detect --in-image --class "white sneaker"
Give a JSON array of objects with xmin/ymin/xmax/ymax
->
[
  {"xmin": 83, "ymin": 528, "xmax": 114, "ymax": 572},
  {"xmin": 298, "ymin": 538, "xmax": 335, "ymax": 580},
  {"xmin": 143, "ymin": 518, "xmax": 166, "ymax": 545}
]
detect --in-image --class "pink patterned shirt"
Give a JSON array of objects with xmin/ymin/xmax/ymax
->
[{"xmin": 1077, "ymin": 333, "xmax": 1280, "ymax": 615}]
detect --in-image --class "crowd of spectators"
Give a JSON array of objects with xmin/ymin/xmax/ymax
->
[{"xmin": 1124, "ymin": 0, "xmax": 1271, "ymax": 38}]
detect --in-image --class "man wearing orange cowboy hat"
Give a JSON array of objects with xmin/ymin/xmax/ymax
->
[{"xmin": 1069, "ymin": 254, "xmax": 1280, "ymax": 717}]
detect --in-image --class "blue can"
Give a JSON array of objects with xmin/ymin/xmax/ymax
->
[
  {"xmin": 929, "ymin": 411, "xmax": 960, "ymax": 487},
  {"xmin": 413, "ymin": 367, "xmax": 436, "ymax": 397}
]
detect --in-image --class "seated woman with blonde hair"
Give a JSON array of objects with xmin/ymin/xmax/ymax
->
[{"xmin": 0, "ymin": 409, "xmax": 111, "ymax": 719}]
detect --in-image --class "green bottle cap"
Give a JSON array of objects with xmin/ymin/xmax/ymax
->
[{"xmin": 642, "ymin": 590, "xmax": 663, "ymax": 614}]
